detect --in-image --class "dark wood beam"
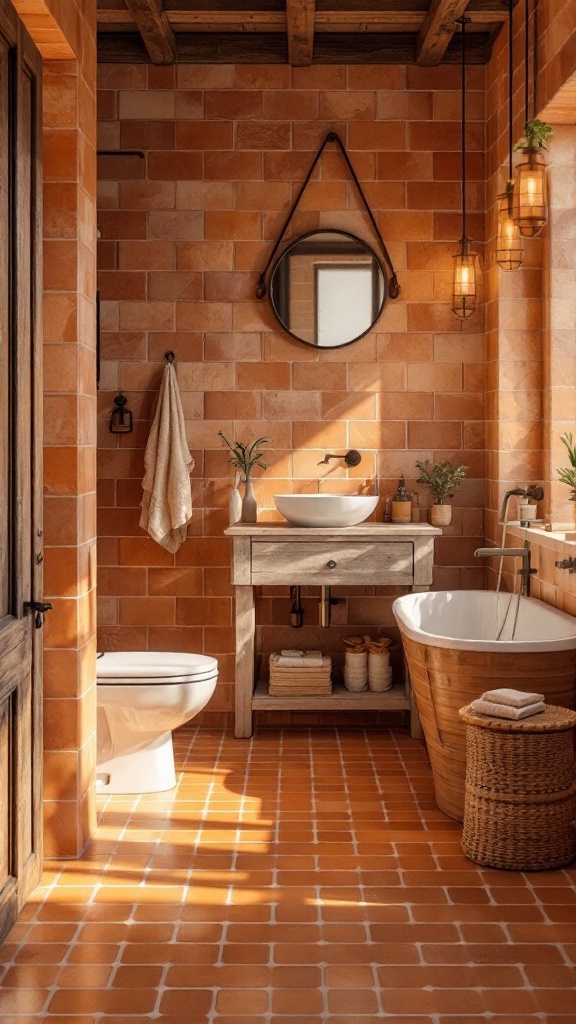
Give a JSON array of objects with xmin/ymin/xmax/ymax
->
[
  {"xmin": 97, "ymin": 28, "xmax": 490, "ymax": 61},
  {"xmin": 98, "ymin": 0, "xmax": 508, "ymax": 12},
  {"xmin": 416, "ymin": 0, "xmax": 470, "ymax": 65},
  {"xmin": 286, "ymin": 0, "xmax": 315, "ymax": 65},
  {"xmin": 124, "ymin": 0, "xmax": 177, "ymax": 63}
]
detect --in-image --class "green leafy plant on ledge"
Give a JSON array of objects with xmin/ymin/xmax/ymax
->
[
  {"xmin": 415, "ymin": 459, "xmax": 468, "ymax": 506},
  {"xmin": 557, "ymin": 432, "xmax": 576, "ymax": 501}
]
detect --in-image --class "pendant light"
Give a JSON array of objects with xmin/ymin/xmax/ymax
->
[
  {"xmin": 495, "ymin": 0, "xmax": 524, "ymax": 269},
  {"xmin": 452, "ymin": 16, "xmax": 477, "ymax": 320},
  {"xmin": 512, "ymin": 0, "xmax": 549, "ymax": 237}
]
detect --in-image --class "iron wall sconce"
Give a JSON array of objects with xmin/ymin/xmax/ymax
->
[{"xmin": 109, "ymin": 394, "xmax": 133, "ymax": 434}]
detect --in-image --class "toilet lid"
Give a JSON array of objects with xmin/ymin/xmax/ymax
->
[{"xmin": 96, "ymin": 651, "xmax": 218, "ymax": 684}]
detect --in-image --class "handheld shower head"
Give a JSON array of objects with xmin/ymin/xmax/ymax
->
[{"xmin": 525, "ymin": 485, "xmax": 544, "ymax": 502}]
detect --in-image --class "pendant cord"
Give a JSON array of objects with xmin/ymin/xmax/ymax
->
[
  {"xmin": 524, "ymin": 0, "xmax": 529, "ymax": 124},
  {"xmin": 533, "ymin": 0, "xmax": 538, "ymax": 117},
  {"xmin": 508, "ymin": 0, "xmax": 513, "ymax": 180},
  {"xmin": 458, "ymin": 16, "xmax": 469, "ymax": 241}
]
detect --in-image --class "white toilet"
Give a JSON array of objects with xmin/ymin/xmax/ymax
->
[{"xmin": 96, "ymin": 651, "xmax": 218, "ymax": 794}]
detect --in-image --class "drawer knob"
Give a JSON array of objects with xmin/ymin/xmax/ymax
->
[{"xmin": 327, "ymin": 559, "xmax": 337, "ymax": 569}]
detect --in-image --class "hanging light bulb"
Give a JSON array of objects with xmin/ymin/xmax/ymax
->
[
  {"xmin": 452, "ymin": 16, "xmax": 477, "ymax": 320},
  {"xmin": 452, "ymin": 238, "xmax": 477, "ymax": 319},
  {"xmin": 496, "ymin": 0, "xmax": 524, "ymax": 270},
  {"xmin": 496, "ymin": 182, "xmax": 524, "ymax": 270},
  {"xmin": 512, "ymin": 146, "xmax": 548, "ymax": 236},
  {"xmin": 512, "ymin": 0, "xmax": 549, "ymax": 237}
]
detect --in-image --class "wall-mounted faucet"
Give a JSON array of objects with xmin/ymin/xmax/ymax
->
[
  {"xmin": 474, "ymin": 542, "xmax": 536, "ymax": 596},
  {"xmin": 318, "ymin": 449, "xmax": 362, "ymax": 467}
]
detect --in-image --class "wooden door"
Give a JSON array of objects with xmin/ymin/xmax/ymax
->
[{"xmin": 0, "ymin": 0, "xmax": 44, "ymax": 945}]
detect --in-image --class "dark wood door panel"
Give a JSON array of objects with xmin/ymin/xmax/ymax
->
[{"xmin": 0, "ymin": 0, "xmax": 43, "ymax": 946}]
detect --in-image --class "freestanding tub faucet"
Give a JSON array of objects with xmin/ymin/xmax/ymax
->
[{"xmin": 474, "ymin": 543, "xmax": 536, "ymax": 597}]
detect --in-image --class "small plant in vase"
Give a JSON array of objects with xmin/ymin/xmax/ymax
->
[
  {"xmin": 218, "ymin": 432, "xmax": 270, "ymax": 524},
  {"xmin": 415, "ymin": 459, "xmax": 468, "ymax": 527},
  {"xmin": 557, "ymin": 432, "xmax": 576, "ymax": 528}
]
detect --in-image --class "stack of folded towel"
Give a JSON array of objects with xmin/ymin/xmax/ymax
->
[
  {"xmin": 470, "ymin": 687, "xmax": 546, "ymax": 720},
  {"xmin": 269, "ymin": 650, "xmax": 332, "ymax": 696}
]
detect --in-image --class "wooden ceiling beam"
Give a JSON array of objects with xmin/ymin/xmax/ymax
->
[
  {"xmin": 124, "ymin": 0, "xmax": 178, "ymax": 63},
  {"xmin": 97, "ymin": 28, "xmax": 490, "ymax": 61},
  {"xmin": 416, "ymin": 0, "xmax": 470, "ymax": 65},
  {"xmin": 286, "ymin": 0, "xmax": 315, "ymax": 65}
]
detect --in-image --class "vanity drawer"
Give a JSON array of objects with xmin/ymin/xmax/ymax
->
[{"xmin": 250, "ymin": 541, "xmax": 414, "ymax": 586}]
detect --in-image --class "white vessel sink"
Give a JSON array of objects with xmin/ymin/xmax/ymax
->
[{"xmin": 274, "ymin": 494, "xmax": 379, "ymax": 528}]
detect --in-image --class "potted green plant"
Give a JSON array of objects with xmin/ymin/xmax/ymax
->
[
  {"xmin": 415, "ymin": 459, "xmax": 468, "ymax": 527},
  {"xmin": 557, "ymin": 432, "xmax": 576, "ymax": 528},
  {"xmin": 218, "ymin": 431, "xmax": 270, "ymax": 523}
]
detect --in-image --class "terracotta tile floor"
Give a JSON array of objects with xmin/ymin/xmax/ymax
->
[{"xmin": 2, "ymin": 726, "xmax": 576, "ymax": 1022}]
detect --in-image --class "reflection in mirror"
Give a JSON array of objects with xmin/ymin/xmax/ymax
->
[{"xmin": 269, "ymin": 230, "xmax": 387, "ymax": 349}]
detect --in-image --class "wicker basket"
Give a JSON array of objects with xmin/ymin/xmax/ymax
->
[{"xmin": 459, "ymin": 704, "xmax": 576, "ymax": 871}]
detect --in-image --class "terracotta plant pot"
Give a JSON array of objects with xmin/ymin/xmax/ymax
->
[{"xmin": 430, "ymin": 504, "xmax": 452, "ymax": 527}]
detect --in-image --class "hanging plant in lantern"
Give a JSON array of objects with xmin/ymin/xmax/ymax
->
[
  {"xmin": 510, "ymin": 0, "xmax": 552, "ymax": 238},
  {"xmin": 512, "ymin": 118, "xmax": 552, "ymax": 237}
]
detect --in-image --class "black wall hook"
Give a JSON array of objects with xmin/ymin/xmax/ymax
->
[{"xmin": 165, "ymin": 351, "xmax": 175, "ymax": 363}]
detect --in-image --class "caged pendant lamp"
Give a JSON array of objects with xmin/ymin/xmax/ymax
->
[
  {"xmin": 452, "ymin": 16, "xmax": 477, "ymax": 320},
  {"xmin": 495, "ymin": 0, "xmax": 524, "ymax": 269},
  {"xmin": 512, "ymin": 0, "xmax": 550, "ymax": 237}
]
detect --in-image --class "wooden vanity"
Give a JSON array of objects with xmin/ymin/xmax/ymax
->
[{"xmin": 225, "ymin": 522, "xmax": 441, "ymax": 737}]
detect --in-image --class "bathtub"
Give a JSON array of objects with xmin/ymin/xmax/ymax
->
[{"xmin": 393, "ymin": 591, "xmax": 576, "ymax": 821}]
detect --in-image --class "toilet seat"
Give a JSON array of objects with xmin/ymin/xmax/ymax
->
[{"xmin": 97, "ymin": 651, "xmax": 218, "ymax": 685}]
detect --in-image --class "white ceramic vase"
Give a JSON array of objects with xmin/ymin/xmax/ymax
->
[{"xmin": 241, "ymin": 474, "xmax": 258, "ymax": 523}]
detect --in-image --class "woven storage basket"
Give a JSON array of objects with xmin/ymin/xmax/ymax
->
[{"xmin": 459, "ymin": 704, "xmax": 576, "ymax": 871}]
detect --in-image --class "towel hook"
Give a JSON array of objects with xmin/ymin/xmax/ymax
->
[{"xmin": 165, "ymin": 351, "xmax": 175, "ymax": 363}]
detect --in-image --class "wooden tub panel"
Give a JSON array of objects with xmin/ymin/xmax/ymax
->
[{"xmin": 402, "ymin": 634, "xmax": 576, "ymax": 822}]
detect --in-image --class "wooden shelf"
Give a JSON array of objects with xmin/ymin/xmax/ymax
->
[{"xmin": 252, "ymin": 678, "xmax": 410, "ymax": 712}]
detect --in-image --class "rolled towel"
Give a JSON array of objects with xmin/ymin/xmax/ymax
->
[
  {"xmin": 481, "ymin": 687, "xmax": 545, "ymax": 708},
  {"xmin": 470, "ymin": 698, "xmax": 546, "ymax": 720}
]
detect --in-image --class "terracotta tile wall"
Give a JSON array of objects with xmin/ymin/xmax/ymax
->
[
  {"xmin": 41, "ymin": 3, "xmax": 98, "ymax": 857},
  {"xmin": 484, "ymin": 0, "xmax": 576, "ymax": 577},
  {"xmin": 504, "ymin": 526, "xmax": 576, "ymax": 616},
  {"xmin": 96, "ymin": 63, "xmax": 487, "ymax": 721},
  {"xmin": 484, "ymin": 6, "xmax": 544, "ymax": 551},
  {"xmin": 537, "ymin": 0, "xmax": 576, "ymax": 113},
  {"xmin": 543, "ymin": 126, "xmax": 576, "ymax": 526}
]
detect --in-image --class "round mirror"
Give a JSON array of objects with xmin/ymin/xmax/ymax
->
[{"xmin": 268, "ymin": 229, "xmax": 387, "ymax": 349}]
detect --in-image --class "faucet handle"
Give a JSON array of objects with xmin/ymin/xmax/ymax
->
[{"xmin": 555, "ymin": 558, "xmax": 575, "ymax": 570}]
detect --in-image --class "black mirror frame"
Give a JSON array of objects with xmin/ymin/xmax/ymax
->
[{"xmin": 267, "ymin": 228, "xmax": 388, "ymax": 350}]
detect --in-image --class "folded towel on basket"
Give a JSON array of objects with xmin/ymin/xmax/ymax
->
[
  {"xmin": 140, "ymin": 361, "xmax": 194, "ymax": 553},
  {"xmin": 481, "ymin": 687, "xmax": 545, "ymax": 708},
  {"xmin": 470, "ymin": 698, "xmax": 546, "ymax": 720}
]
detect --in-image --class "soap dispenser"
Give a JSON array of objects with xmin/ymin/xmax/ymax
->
[{"xmin": 391, "ymin": 476, "xmax": 412, "ymax": 524}]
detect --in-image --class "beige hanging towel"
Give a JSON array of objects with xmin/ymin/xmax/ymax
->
[{"xmin": 140, "ymin": 362, "xmax": 194, "ymax": 553}]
